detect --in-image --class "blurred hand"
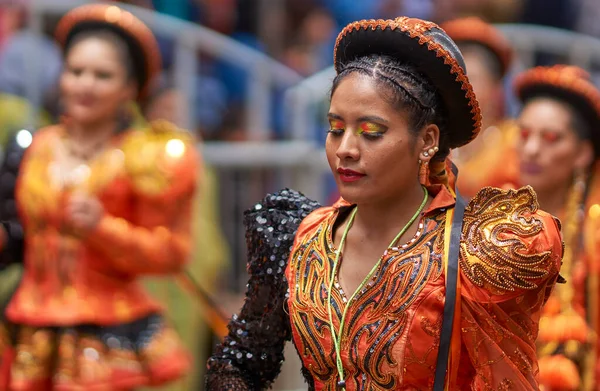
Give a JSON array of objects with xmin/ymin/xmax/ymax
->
[{"xmin": 65, "ymin": 193, "xmax": 104, "ymax": 235}]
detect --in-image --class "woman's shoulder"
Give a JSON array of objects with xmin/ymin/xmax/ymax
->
[
  {"xmin": 9, "ymin": 125, "xmax": 61, "ymax": 156},
  {"xmin": 244, "ymin": 188, "xmax": 324, "ymax": 231},
  {"xmin": 243, "ymin": 188, "xmax": 322, "ymax": 276},
  {"xmin": 120, "ymin": 120, "xmax": 198, "ymax": 197},
  {"xmin": 31, "ymin": 125, "xmax": 61, "ymax": 142},
  {"xmin": 460, "ymin": 186, "xmax": 563, "ymax": 296}
]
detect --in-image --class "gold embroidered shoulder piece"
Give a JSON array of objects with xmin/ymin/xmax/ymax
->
[
  {"xmin": 121, "ymin": 120, "xmax": 196, "ymax": 196},
  {"xmin": 460, "ymin": 186, "xmax": 556, "ymax": 295}
]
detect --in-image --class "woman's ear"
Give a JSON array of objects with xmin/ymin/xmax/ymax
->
[
  {"xmin": 575, "ymin": 139, "xmax": 594, "ymax": 171},
  {"xmin": 123, "ymin": 80, "xmax": 138, "ymax": 102},
  {"xmin": 418, "ymin": 123, "xmax": 441, "ymax": 163}
]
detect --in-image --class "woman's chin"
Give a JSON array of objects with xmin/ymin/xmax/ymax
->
[
  {"xmin": 519, "ymin": 174, "xmax": 551, "ymax": 194},
  {"xmin": 68, "ymin": 113, "xmax": 103, "ymax": 126},
  {"xmin": 337, "ymin": 187, "xmax": 365, "ymax": 205}
]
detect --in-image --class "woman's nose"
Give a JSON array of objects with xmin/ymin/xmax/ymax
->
[{"xmin": 336, "ymin": 131, "xmax": 360, "ymax": 161}]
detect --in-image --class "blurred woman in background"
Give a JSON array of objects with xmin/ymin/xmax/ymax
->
[
  {"xmin": 441, "ymin": 16, "xmax": 519, "ymax": 198},
  {"xmin": 512, "ymin": 65, "xmax": 600, "ymax": 391},
  {"xmin": 0, "ymin": 4, "xmax": 198, "ymax": 390}
]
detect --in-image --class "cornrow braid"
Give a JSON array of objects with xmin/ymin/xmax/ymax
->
[{"xmin": 331, "ymin": 54, "xmax": 450, "ymax": 162}]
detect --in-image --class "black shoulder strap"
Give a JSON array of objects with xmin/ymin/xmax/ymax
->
[{"xmin": 433, "ymin": 171, "xmax": 466, "ymax": 391}]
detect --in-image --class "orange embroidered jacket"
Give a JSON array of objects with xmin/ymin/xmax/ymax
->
[
  {"xmin": 206, "ymin": 185, "xmax": 563, "ymax": 390},
  {"xmin": 4, "ymin": 121, "xmax": 198, "ymax": 327},
  {"xmin": 505, "ymin": 161, "xmax": 600, "ymax": 390}
]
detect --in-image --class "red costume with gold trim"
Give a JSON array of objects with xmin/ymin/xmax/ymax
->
[
  {"xmin": 205, "ymin": 183, "xmax": 563, "ymax": 390},
  {"xmin": 508, "ymin": 65, "xmax": 600, "ymax": 391},
  {"xmin": 287, "ymin": 185, "xmax": 561, "ymax": 390},
  {"xmin": 0, "ymin": 121, "xmax": 197, "ymax": 390},
  {"xmin": 441, "ymin": 17, "xmax": 518, "ymax": 198},
  {"xmin": 0, "ymin": 4, "xmax": 197, "ymax": 390},
  {"xmin": 205, "ymin": 17, "xmax": 564, "ymax": 390}
]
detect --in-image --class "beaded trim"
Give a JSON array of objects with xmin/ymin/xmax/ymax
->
[
  {"xmin": 441, "ymin": 17, "xmax": 513, "ymax": 76},
  {"xmin": 55, "ymin": 4, "xmax": 161, "ymax": 98},
  {"xmin": 333, "ymin": 17, "xmax": 482, "ymax": 145},
  {"xmin": 514, "ymin": 65, "xmax": 600, "ymax": 124}
]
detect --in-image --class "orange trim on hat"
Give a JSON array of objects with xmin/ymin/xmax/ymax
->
[
  {"xmin": 333, "ymin": 17, "xmax": 482, "ymax": 147},
  {"xmin": 441, "ymin": 17, "xmax": 513, "ymax": 77},
  {"xmin": 55, "ymin": 4, "xmax": 161, "ymax": 99},
  {"xmin": 514, "ymin": 65, "xmax": 600, "ymax": 122}
]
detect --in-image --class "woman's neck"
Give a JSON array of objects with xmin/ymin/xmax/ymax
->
[
  {"xmin": 535, "ymin": 181, "xmax": 571, "ymax": 218},
  {"xmin": 67, "ymin": 119, "xmax": 118, "ymax": 143},
  {"xmin": 352, "ymin": 182, "xmax": 429, "ymax": 241},
  {"xmin": 481, "ymin": 109, "xmax": 501, "ymax": 131}
]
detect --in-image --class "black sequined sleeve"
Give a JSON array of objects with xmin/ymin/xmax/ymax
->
[
  {"xmin": 0, "ymin": 132, "xmax": 27, "ymax": 269},
  {"xmin": 205, "ymin": 188, "xmax": 321, "ymax": 391}
]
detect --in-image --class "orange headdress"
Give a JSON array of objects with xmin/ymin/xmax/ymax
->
[
  {"xmin": 333, "ymin": 17, "xmax": 482, "ymax": 188},
  {"xmin": 441, "ymin": 17, "xmax": 513, "ymax": 78},
  {"xmin": 55, "ymin": 4, "xmax": 161, "ymax": 100},
  {"xmin": 514, "ymin": 65, "xmax": 600, "ymax": 156},
  {"xmin": 334, "ymin": 17, "xmax": 481, "ymax": 150}
]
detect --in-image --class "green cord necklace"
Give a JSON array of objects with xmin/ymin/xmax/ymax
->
[{"xmin": 327, "ymin": 186, "xmax": 429, "ymax": 390}]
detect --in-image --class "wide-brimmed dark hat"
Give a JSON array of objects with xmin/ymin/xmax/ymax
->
[
  {"xmin": 334, "ymin": 17, "xmax": 482, "ymax": 149},
  {"xmin": 441, "ymin": 17, "xmax": 513, "ymax": 78},
  {"xmin": 55, "ymin": 4, "xmax": 161, "ymax": 100},
  {"xmin": 515, "ymin": 65, "xmax": 600, "ymax": 155}
]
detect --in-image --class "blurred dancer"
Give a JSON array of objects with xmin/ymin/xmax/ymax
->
[
  {"xmin": 512, "ymin": 65, "xmax": 600, "ymax": 391},
  {"xmin": 0, "ymin": 4, "xmax": 198, "ymax": 390},
  {"xmin": 442, "ymin": 17, "xmax": 519, "ymax": 197}
]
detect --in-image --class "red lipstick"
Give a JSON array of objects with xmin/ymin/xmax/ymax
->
[
  {"xmin": 337, "ymin": 168, "xmax": 365, "ymax": 183},
  {"xmin": 520, "ymin": 162, "xmax": 543, "ymax": 175}
]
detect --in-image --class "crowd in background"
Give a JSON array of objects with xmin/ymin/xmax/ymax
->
[{"xmin": 1, "ymin": 0, "xmax": 600, "ymax": 143}]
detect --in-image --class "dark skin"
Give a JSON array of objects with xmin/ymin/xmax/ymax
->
[{"xmin": 326, "ymin": 73, "xmax": 440, "ymax": 297}]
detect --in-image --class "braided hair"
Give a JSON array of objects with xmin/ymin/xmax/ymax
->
[{"xmin": 331, "ymin": 54, "xmax": 450, "ymax": 161}]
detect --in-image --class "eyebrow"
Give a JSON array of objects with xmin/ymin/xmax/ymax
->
[
  {"xmin": 518, "ymin": 123, "xmax": 563, "ymax": 133},
  {"xmin": 327, "ymin": 113, "xmax": 390, "ymax": 124}
]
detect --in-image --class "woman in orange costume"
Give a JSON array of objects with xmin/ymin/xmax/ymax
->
[
  {"xmin": 0, "ymin": 4, "xmax": 197, "ymax": 390},
  {"xmin": 511, "ymin": 65, "xmax": 600, "ymax": 391},
  {"xmin": 441, "ymin": 17, "xmax": 519, "ymax": 198},
  {"xmin": 206, "ymin": 17, "xmax": 563, "ymax": 390}
]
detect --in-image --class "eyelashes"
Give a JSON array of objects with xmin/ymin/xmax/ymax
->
[
  {"xmin": 520, "ymin": 128, "xmax": 561, "ymax": 143},
  {"xmin": 327, "ymin": 120, "xmax": 386, "ymax": 139}
]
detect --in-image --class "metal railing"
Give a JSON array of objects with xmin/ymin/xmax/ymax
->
[{"xmin": 27, "ymin": 0, "xmax": 303, "ymax": 138}]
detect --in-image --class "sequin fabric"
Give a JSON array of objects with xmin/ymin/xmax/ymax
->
[
  {"xmin": 205, "ymin": 189, "xmax": 321, "ymax": 390},
  {"xmin": 0, "ymin": 132, "xmax": 27, "ymax": 269},
  {"xmin": 460, "ymin": 186, "xmax": 554, "ymax": 295},
  {"xmin": 287, "ymin": 207, "xmax": 445, "ymax": 390}
]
